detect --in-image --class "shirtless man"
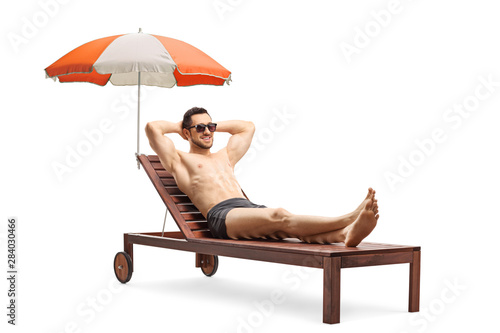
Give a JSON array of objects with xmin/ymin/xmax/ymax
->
[{"xmin": 145, "ymin": 107, "xmax": 379, "ymax": 246}]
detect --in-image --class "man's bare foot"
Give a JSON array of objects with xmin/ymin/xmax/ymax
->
[
  {"xmin": 344, "ymin": 200, "xmax": 378, "ymax": 247},
  {"xmin": 349, "ymin": 188, "xmax": 376, "ymax": 223}
]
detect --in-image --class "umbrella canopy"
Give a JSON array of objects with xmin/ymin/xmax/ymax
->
[
  {"xmin": 45, "ymin": 30, "xmax": 231, "ymax": 168},
  {"xmin": 45, "ymin": 30, "xmax": 231, "ymax": 87}
]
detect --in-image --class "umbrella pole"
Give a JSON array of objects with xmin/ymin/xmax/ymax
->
[{"xmin": 136, "ymin": 71, "xmax": 141, "ymax": 169}]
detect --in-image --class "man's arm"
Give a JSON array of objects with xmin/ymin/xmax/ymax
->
[
  {"xmin": 217, "ymin": 120, "xmax": 255, "ymax": 165},
  {"xmin": 145, "ymin": 120, "xmax": 184, "ymax": 173}
]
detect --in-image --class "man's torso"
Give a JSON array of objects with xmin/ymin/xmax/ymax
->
[{"xmin": 167, "ymin": 148, "xmax": 244, "ymax": 216}]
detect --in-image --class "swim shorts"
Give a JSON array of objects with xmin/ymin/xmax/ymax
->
[{"xmin": 207, "ymin": 197, "xmax": 267, "ymax": 239}]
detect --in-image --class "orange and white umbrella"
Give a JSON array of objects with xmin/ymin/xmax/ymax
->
[{"xmin": 45, "ymin": 29, "xmax": 231, "ymax": 167}]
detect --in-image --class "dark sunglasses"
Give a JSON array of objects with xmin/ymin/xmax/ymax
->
[{"xmin": 186, "ymin": 123, "xmax": 217, "ymax": 133}]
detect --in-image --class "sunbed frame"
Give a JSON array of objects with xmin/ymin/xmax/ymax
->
[{"xmin": 113, "ymin": 154, "xmax": 421, "ymax": 324}]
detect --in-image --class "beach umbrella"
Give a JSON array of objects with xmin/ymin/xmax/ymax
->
[{"xmin": 45, "ymin": 28, "xmax": 231, "ymax": 168}]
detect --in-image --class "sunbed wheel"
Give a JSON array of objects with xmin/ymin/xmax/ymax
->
[
  {"xmin": 114, "ymin": 251, "xmax": 133, "ymax": 283},
  {"xmin": 200, "ymin": 254, "xmax": 219, "ymax": 277}
]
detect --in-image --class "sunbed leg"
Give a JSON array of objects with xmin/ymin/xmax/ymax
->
[
  {"xmin": 323, "ymin": 257, "xmax": 341, "ymax": 324},
  {"xmin": 195, "ymin": 253, "xmax": 202, "ymax": 268},
  {"xmin": 409, "ymin": 250, "xmax": 421, "ymax": 312},
  {"xmin": 124, "ymin": 234, "xmax": 134, "ymax": 273}
]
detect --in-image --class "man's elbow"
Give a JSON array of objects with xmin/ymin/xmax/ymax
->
[
  {"xmin": 145, "ymin": 122, "xmax": 158, "ymax": 138},
  {"xmin": 246, "ymin": 121, "xmax": 255, "ymax": 134}
]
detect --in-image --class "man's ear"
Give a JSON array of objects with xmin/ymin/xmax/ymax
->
[{"xmin": 182, "ymin": 128, "xmax": 190, "ymax": 141}]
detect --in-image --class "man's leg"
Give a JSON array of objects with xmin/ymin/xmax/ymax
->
[
  {"xmin": 225, "ymin": 190, "xmax": 377, "ymax": 243},
  {"xmin": 226, "ymin": 207, "xmax": 354, "ymax": 239}
]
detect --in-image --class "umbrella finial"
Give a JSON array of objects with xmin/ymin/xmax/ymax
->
[{"xmin": 138, "ymin": 27, "xmax": 142, "ymax": 33}]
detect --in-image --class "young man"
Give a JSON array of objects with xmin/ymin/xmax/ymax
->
[{"xmin": 145, "ymin": 107, "xmax": 379, "ymax": 246}]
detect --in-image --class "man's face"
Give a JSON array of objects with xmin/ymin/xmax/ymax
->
[{"xmin": 186, "ymin": 113, "xmax": 214, "ymax": 150}]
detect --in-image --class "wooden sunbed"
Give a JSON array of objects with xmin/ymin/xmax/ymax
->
[{"xmin": 113, "ymin": 154, "xmax": 421, "ymax": 324}]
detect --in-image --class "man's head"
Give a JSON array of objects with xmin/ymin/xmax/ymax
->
[{"xmin": 182, "ymin": 107, "xmax": 216, "ymax": 150}]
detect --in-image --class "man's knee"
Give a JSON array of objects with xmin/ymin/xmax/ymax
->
[{"xmin": 270, "ymin": 207, "xmax": 292, "ymax": 224}]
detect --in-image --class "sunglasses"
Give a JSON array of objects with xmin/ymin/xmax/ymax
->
[{"xmin": 186, "ymin": 123, "xmax": 217, "ymax": 133}]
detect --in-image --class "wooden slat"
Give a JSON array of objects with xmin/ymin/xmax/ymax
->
[
  {"xmin": 186, "ymin": 221, "xmax": 209, "ymax": 230},
  {"xmin": 192, "ymin": 230, "xmax": 213, "ymax": 238},
  {"xmin": 152, "ymin": 162, "xmax": 165, "ymax": 170},
  {"xmin": 181, "ymin": 212, "xmax": 205, "ymax": 221},
  {"xmin": 148, "ymin": 155, "xmax": 161, "ymax": 162},
  {"xmin": 176, "ymin": 204, "xmax": 199, "ymax": 212},
  {"xmin": 161, "ymin": 178, "xmax": 177, "ymax": 186},
  {"xmin": 165, "ymin": 186, "xmax": 183, "ymax": 195},
  {"xmin": 171, "ymin": 195, "xmax": 192, "ymax": 204},
  {"xmin": 157, "ymin": 170, "xmax": 173, "ymax": 178}
]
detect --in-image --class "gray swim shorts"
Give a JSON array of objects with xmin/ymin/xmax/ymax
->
[{"xmin": 207, "ymin": 197, "xmax": 267, "ymax": 239}]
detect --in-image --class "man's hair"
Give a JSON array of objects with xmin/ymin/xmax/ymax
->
[{"xmin": 182, "ymin": 107, "xmax": 210, "ymax": 129}]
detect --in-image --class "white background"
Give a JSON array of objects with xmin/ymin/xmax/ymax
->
[{"xmin": 1, "ymin": 0, "xmax": 499, "ymax": 332}]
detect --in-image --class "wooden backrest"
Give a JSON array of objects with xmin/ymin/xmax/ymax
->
[{"xmin": 138, "ymin": 154, "xmax": 212, "ymax": 239}]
